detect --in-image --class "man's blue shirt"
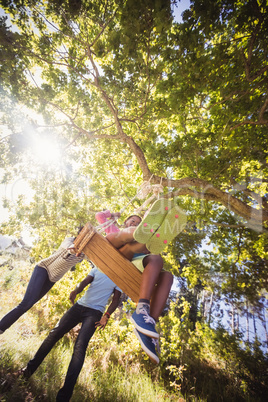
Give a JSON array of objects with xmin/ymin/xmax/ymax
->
[{"xmin": 77, "ymin": 267, "xmax": 121, "ymax": 313}]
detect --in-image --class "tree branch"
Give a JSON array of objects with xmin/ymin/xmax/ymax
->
[{"xmin": 151, "ymin": 180, "xmax": 268, "ymax": 227}]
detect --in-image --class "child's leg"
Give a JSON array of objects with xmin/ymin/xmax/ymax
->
[{"xmin": 150, "ymin": 271, "xmax": 173, "ymax": 321}]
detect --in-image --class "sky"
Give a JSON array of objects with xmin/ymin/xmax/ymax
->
[{"xmin": 172, "ymin": 0, "xmax": 191, "ymax": 22}]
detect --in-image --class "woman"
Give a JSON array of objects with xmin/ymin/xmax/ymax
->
[{"xmin": 0, "ymin": 231, "xmax": 89, "ymax": 334}]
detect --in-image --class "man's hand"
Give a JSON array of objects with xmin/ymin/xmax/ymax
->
[
  {"xmin": 69, "ymin": 290, "xmax": 77, "ymax": 305},
  {"xmin": 95, "ymin": 315, "xmax": 109, "ymax": 330}
]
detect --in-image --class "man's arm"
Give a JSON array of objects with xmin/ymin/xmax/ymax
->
[
  {"xmin": 95, "ymin": 289, "xmax": 122, "ymax": 330},
  {"xmin": 69, "ymin": 275, "xmax": 94, "ymax": 305}
]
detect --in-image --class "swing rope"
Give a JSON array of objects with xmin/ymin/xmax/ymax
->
[
  {"xmin": 95, "ymin": 178, "xmax": 164, "ymax": 233},
  {"xmin": 134, "ymin": 179, "xmax": 163, "ymax": 215}
]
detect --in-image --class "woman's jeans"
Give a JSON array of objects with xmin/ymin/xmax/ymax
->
[
  {"xmin": 0, "ymin": 265, "xmax": 54, "ymax": 332},
  {"xmin": 26, "ymin": 303, "xmax": 102, "ymax": 402}
]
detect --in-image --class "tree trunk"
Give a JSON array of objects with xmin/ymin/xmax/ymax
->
[
  {"xmin": 253, "ymin": 312, "xmax": 258, "ymax": 339},
  {"xmin": 260, "ymin": 307, "xmax": 268, "ymax": 353},
  {"xmin": 246, "ymin": 301, "xmax": 250, "ymax": 343},
  {"xmin": 208, "ymin": 291, "xmax": 214, "ymax": 326}
]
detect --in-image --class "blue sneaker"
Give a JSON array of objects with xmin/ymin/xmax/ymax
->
[
  {"xmin": 131, "ymin": 309, "xmax": 159, "ymax": 339},
  {"xmin": 134, "ymin": 328, "xmax": 159, "ymax": 364}
]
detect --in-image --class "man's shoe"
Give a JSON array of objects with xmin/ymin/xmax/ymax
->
[
  {"xmin": 21, "ymin": 367, "xmax": 31, "ymax": 379},
  {"xmin": 131, "ymin": 309, "xmax": 159, "ymax": 339},
  {"xmin": 134, "ymin": 328, "xmax": 159, "ymax": 364},
  {"xmin": 13, "ymin": 367, "xmax": 31, "ymax": 379}
]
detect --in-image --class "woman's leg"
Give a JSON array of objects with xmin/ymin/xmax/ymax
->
[
  {"xmin": 130, "ymin": 255, "xmax": 163, "ymax": 339},
  {"xmin": 131, "ymin": 255, "xmax": 173, "ymax": 364},
  {"xmin": 138, "ymin": 254, "xmax": 164, "ymax": 300},
  {"xmin": 0, "ymin": 265, "xmax": 54, "ymax": 332}
]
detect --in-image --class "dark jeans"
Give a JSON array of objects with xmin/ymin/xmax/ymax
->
[
  {"xmin": 26, "ymin": 303, "xmax": 102, "ymax": 402},
  {"xmin": 0, "ymin": 265, "xmax": 54, "ymax": 332}
]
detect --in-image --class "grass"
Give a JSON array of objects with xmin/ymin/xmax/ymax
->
[
  {"xmin": 0, "ymin": 329, "xmax": 178, "ymax": 401},
  {"xmin": 1, "ymin": 254, "xmax": 268, "ymax": 402},
  {"xmin": 0, "ymin": 256, "xmax": 181, "ymax": 401}
]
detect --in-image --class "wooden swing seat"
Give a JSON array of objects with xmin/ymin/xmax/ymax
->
[{"xmin": 74, "ymin": 222, "xmax": 142, "ymax": 302}]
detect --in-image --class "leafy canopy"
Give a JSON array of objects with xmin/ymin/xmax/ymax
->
[{"xmin": 0, "ymin": 0, "xmax": 267, "ymax": 306}]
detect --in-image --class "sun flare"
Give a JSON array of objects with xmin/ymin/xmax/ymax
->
[{"xmin": 32, "ymin": 136, "xmax": 62, "ymax": 165}]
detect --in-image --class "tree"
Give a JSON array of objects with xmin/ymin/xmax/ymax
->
[
  {"xmin": 0, "ymin": 0, "xmax": 267, "ymax": 324},
  {"xmin": 1, "ymin": 4, "xmax": 268, "ymax": 399},
  {"xmin": 0, "ymin": 0, "xmax": 267, "ymax": 228}
]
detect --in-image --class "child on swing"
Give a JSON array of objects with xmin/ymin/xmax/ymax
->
[{"xmin": 95, "ymin": 200, "xmax": 186, "ymax": 364}]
